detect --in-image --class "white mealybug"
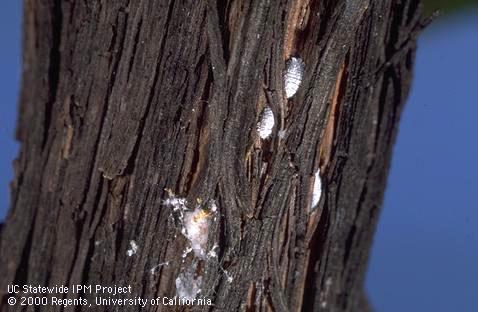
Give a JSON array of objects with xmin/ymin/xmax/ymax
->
[
  {"xmin": 311, "ymin": 169, "xmax": 322, "ymax": 210},
  {"xmin": 126, "ymin": 240, "xmax": 139, "ymax": 257},
  {"xmin": 175, "ymin": 264, "xmax": 203, "ymax": 299},
  {"xmin": 163, "ymin": 191, "xmax": 216, "ymax": 260},
  {"xmin": 182, "ymin": 206, "xmax": 213, "ymax": 259},
  {"xmin": 257, "ymin": 106, "xmax": 275, "ymax": 139},
  {"xmin": 284, "ymin": 56, "xmax": 305, "ymax": 98}
]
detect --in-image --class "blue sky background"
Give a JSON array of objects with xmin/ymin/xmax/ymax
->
[
  {"xmin": 0, "ymin": 0, "xmax": 21, "ymax": 221},
  {"xmin": 365, "ymin": 8, "xmax": 478, "ymax": 311},
  {"xmin": 0, "ymin": 2, "xmax": 477, "ymax": 311}
]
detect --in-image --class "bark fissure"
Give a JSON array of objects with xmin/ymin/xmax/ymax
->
[{"xmin": 42, "ymin": 0, "xmax": 63, "ymax": 149}]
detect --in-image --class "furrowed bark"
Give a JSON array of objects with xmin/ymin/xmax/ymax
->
[{"xmin": 0, "ymin": 0, "xmax": 423, "ymax": 311}]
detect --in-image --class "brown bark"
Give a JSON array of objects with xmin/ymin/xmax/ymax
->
[{"xmin": 0, "ymin": 0, "xmax": 424, "ymax": 311}]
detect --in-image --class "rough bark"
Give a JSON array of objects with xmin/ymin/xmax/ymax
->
[{"xmin": 0, "ymin": 0, "xmax": 423, "ymax": 311}]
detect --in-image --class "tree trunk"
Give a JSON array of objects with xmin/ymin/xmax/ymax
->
[{"xmin": 0, "ymin": 0, "xmax": 423, "ymax": 311}]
